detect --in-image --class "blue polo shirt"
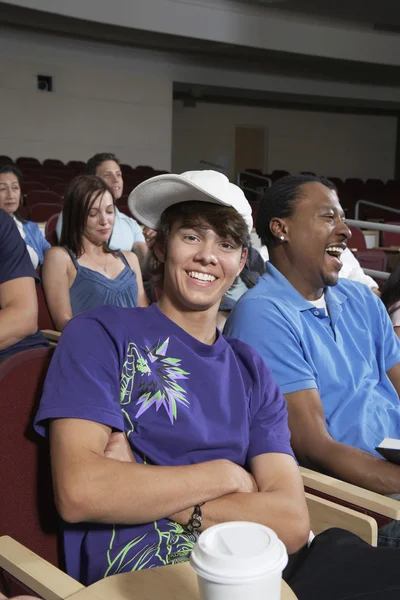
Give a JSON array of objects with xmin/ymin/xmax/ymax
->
[{"xmin": 225, "ymin": 263, "xmax": 400, "ymax": 456}]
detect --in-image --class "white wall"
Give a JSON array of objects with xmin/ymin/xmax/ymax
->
[
  {"xmin": 4, "ymin": 0, "xmax": 400, "ymax": 66},
  {"xmin": 0, "ymin": 26, "xmax": 398, "ymax": 176},
  {"xmin": 172, "ymin": 101, "xmax": 397, "ymax": 180},
  {"xmin": 0, "ymin": 32, "xmax": 173, "ymax": 167}
]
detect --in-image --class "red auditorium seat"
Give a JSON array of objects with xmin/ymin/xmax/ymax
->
[
  {"xmin": 135, "ymin": 165, "xmax": 154, "ymax": 171},
  {"xmin": 20, "ymin": 168, "xmax": 44, "ymax": 181},
  {"xmin": 121, "ymin": 163, "xmax": 134, "ymax": 173},
  {"xmin": 52, "ymin": 182, "xmax": 68, "ymax": 196},
  {"xmin": 118, "ymin": 205, "xmax": 132, "ymax": 217},
  {"xmin": 67, "ymin": 160, "xmax": 85, "ymax": 173},
  {"xmin": 0, "ymin": 347, "xmax": 60, "ymax": 596},
  {"xmin": 21, "ymin": 181, "xmax": 48, "ymax": 194},
  {"xmin": 382, "ymin": 222, "xmax": 400, "ymax": 247},
  {"xmin": 17, "ymin": 206, "xmax": 30, "ymax": 220},
  {"xmin": 43, "ymin": 168, "xmax": 75, "ymax": 182},
  {"xmin": 25, "ymin": 190, "xmax": 63, "ymax": 208},
  {"xmin": 269, "ymin": 170, "xmax": 289, "ymax": 182},
  {"xmin": 43, "ymin": 159, "xmax": 65, "ymax": 168},
  {"xmin": 249, "ymin": 200, "xmax": 260, "ymax": 223},
  {"xmin": 16, "ymin": 157, "xmax": 41, "ymax": 167},
  {"xmin": 37, "ymin": 280, "xmax": 57, "ymax": 329},
  {"xmin": 30, "ymin": 203, "xmax": 63, "ymax": 223},
  {"xmin": 348, "ymin": 226, "xmax": 367, "ymax": 250},
  {"xmin": 354, "ymin": 250, "xmax": 387, "ymax": 273},
  {"xmin": 344, "ymin": 178, "xmax": 365, "ymax": 200},
  {"xmin": 326, "ymin": 177, "xmax": 343, "ymax": 187},
  {"xmin": 40, "ymin": 176, "xmax": 65, "ymax": 189},
  {"xmin": 45, "ymin": 212, "xmax": 61, "ymax": 245}
]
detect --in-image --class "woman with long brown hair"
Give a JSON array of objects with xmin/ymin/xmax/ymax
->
[{"xmin": 42, "ymin": 175, "xmax": 147, "ymax": 331}]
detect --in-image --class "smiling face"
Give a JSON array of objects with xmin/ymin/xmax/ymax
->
[
  {"xmin": 159, "ymin": 220, "xmax": 247, "ymax": 312},
  {"xmin": 83, "ymin": 190, "xmax": 115, "ymax": 245},
  {"xmin": 0, "ymin": 172, "xmax": 22, "ymax": 216},
  {"xmin": 272, "ymin": 182, "xmax": 351, "ymax": 299},
  {"xmin": 96, "ymin": 160, "xmax": 123, "ymax": 200}
]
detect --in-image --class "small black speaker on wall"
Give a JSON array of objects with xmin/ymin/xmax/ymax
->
[{"xmin": 37, "ymin": 75, "xmax": 53, "ymax": 92}]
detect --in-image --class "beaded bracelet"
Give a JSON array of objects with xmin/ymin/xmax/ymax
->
[{"xmin": 185, "ymin": 503, "xmax": 205, "ymax": 533}]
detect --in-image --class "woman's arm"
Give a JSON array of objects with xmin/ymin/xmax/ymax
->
[
  {"xmin": 42, "ymin": 247, "xmax": 74, "ymax": 331},
  {"xmin": 122, "ymin": 250, "xmax": 149, "ymax": 307}
]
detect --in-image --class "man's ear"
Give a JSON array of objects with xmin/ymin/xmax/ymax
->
[
  {"xmin": 236, "ymin": 247, "xmax": 248, "ymax": 276},
  {"xmin": 269, "ymin": 218, "xmax": 289, "ymax": 242}
]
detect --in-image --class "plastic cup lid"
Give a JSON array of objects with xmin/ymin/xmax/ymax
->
[{"xmin": 190, "ymin": 521, "xmax": 288, "ymax": 584}]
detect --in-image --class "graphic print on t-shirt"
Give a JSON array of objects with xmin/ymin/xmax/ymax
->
[
  {"xmin": 104, "ymin": 337, "xmax": 195, "ymax": 577},
  {"xmin": 120, "ymin": 338, "xmax": 190, "ymax": 424}
]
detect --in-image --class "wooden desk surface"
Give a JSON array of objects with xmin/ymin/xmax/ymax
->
[
  {"xmin": 378, "ymin": 246, "xmax": 400, "ymax": 252},
  {"xmin": 67, "ymin": 562, "xmax": 297, "ymax": 600}
]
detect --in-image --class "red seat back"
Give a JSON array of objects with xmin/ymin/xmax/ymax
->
[
  {"xmin": 354, "ymin": 250, "xmax": 387, "ymax": 273},
  {"xmin": 45, "ymin": 212, "xmax": 61, "ymax": 246},
  {"xmin": 382, "ymin": 222, "xmax": 400, "ymax": 248},
  {"xmin": 30, "ymin": 203, "xmax": 62, "ymax": 223},
  {"xmin": 36, "ymin": 281, "xmax": 57, "ymax": 329},
  {"xmin": 40, "ymin": 176, "xmax": 65, "ymax": 190},
  {"xmin": 43, "ymin": 159, "xmax": 65, "ymax": 168},
  {"xmin": 0, "ymin": 347, "xmax": 60, "ymax": 585},
  {"xmin": 16, "ymin": 157, "xmax": 41, "ymax": 167},
  {"xmin": 21, "ymin": 181, "xmax": 48, "ymax": 194},
  {"xmin": 25, "ymin": 190, "xmax": 63, "ymax": 208},
  {"xmin": 348, "ymin": 226, "xmax": 367, "ymax": 250}
]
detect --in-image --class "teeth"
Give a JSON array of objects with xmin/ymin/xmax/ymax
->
[
  {"xmin": 326, "ymin": 246, "xmax": 344, "ymax": 254},
  {"xmin": 188, "ymin": 271, "xmax": 216, "ymax": 282}
]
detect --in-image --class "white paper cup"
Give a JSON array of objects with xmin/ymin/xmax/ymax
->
[{"xmin": 190, "ymin": 521, "xmax": 288, "ymax": 600}]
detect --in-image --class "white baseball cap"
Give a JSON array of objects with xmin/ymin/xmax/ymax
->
[{"xmin": 128, "ymin": 170, "xmax": 253, "ymax": 233}]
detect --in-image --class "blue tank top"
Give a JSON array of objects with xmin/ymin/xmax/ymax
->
[{"xmin": 66, "ymin": 248, "xmax": 139, "ymax": 316}]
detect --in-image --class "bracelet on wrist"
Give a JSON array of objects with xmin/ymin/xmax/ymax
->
[{"xmin": 185, "ymin": 503, "xmax": 205, "ymax": 533}]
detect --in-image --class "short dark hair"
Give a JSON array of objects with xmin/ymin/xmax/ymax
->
[
  {"xmin": 149, "ymin": 201, "xmax": 250, "ymax": 286},
  {"xmin": 0, "ymin": 164, "xmax": 23, "ymax": 181},
  {"xmin": 256, "ymin": 175, "xmax": 337, "ymax": 248},
  {"xmin": 0, "ymin": 164, "xmax": 25, "ymax": 222},
  {"xmin": 60, "ymin": 174, "xmax": 115, "ymax": 257},
  {"xmin": 85, "ymin": 153, "xmax": 120, "ymax": 175}
]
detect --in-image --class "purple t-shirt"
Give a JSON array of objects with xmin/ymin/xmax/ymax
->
[
  {"xmin": 0, "ymin": 210, "xmax": 47, "ymax": 360},
  {"xmin": 34, "ymin": 303, "xmax": 293, "ymax": 585}
]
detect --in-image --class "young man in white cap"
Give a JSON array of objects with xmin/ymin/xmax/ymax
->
[{"xmin": 34, "ymin": 170, "xmax": 309, "ymax": 584}]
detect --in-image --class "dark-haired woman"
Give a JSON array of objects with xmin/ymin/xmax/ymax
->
[
  {"xmin": 381, "ymin": 264, "xmax": 400, "ymax": 338},
  {"xmin": 0, "ymin": 165, "xmax": 50, "ymax": 267},
  {"xmin": 42, "ymin": 175, "xmax": 148, "ymax": 331}
]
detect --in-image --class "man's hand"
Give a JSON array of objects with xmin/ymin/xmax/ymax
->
[
  {"xmin": 168, "ymin": 465, "xmax": 257, "ymax": 525},
  {"xmin": 104, "ymin": 432, "xmax": 136, "ymax": 463}
]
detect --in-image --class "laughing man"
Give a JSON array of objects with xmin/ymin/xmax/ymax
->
[{"xmin": 225, "ymin": 175, "xmax": 400, "ymax": 545}]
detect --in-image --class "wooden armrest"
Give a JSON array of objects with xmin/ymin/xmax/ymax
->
[
  {"xmin": 0, "ymin": 536, "xmax": 84, "ymax": 600},
  {"xmin": 300, "ymin": 467, "xmax": 400, "ymax": 520},
  {"xmin": 41, "ymin": 329, "xmax": 61, "ymax": 342},
  {"xmin": 305, "ymin": 492, "xmax": 377, "ymax": 546}
]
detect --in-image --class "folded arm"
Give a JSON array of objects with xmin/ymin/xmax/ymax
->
[
  {"xmin": 170, "ymin": 453, "xmax": 309, "ymax": 554},
  {"xmin": 50, "ymin": 419, "xmax": 255, "ymax": 525},
  {"xmin": 285, "ymin": 387, "xmax": 400, "ymax": 494},
  {"xmin": 104, "ymin": 433, "xmax": 309, "ymax": 554}
]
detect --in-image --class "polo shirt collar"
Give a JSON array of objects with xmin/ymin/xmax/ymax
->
[{"xmin": 262, "ymin": 263, "xmax": 348, "ymax": 314}]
